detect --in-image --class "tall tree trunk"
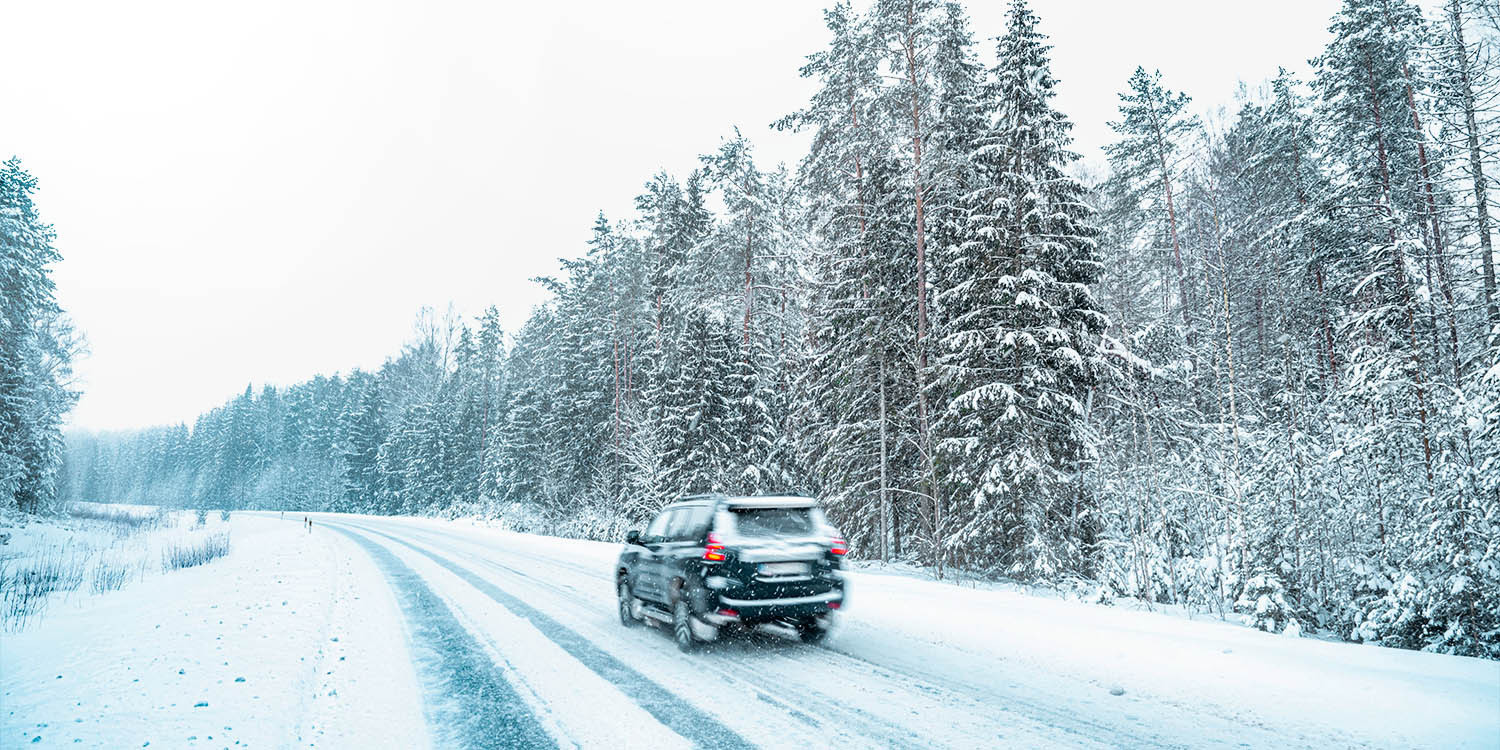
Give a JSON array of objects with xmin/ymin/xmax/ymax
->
[
  {"xmin": 1147, "ymin": 99, "xmax": 1191, "ymax": 333},
  {"xmin": 744, "ymin": 178, "xmax": 755, "ymax": 349},
  {"xmin": 879, "ymin": 344, "xmax": 891, "ymax": 562},
  {"xmin": 901, "ymin": 0, "xmax": 940, "ymax": 574},
  {"xmin": 1210, "ymin": 183, "xmax": 1245, "ymax": 574}
]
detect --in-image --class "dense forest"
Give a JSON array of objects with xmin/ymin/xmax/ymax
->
[{"xmin": 62, "ymin": 0, "xmax": 1499, "ymax": 657}]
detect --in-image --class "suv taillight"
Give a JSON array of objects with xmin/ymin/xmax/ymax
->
[
  {"xmin": 704, "ymin": 532, "xmax": 726, "ymax": 562},
  {"xmin": 830, "ymin": 535, "xmax": 847, "ymax": 556}
]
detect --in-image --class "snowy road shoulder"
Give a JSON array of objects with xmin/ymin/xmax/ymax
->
[{"xmin": 0, "ymin": 515, "xmax": 427, "ymax": 749}]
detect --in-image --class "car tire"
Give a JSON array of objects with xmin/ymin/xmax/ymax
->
[
  {"xmin": 673, "ymin": 598, "xmax": 698, "ymax": 652},
  {"xmin": 796, "ymin": 617, "xmax": 831, "ymax": 645},
  {"xmin": 618, "ymin": 579, "xmax": 638, "ymax": 627}
]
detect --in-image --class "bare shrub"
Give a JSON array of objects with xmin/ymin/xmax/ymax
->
[
  {"xmin": 162, "ymin": 533, "xmax": 231, "ymax": 572},
  {"xmin": 193, "ymin": 509, "xmax": 208, "ymax": 527},
  {"xmin": 219, "ymin": 509, "xmax": 231, "ymax": 522},
  {"xmin": 90, "ymin": 559, "xmax": 137, "ymax": 594},
  {"xmin": 0, "ymin": 545, "xmax": 91, "ymax": 629}
]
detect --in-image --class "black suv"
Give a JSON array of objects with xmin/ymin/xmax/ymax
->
[{"xmin": 615, "ymin": 494, "xmax": 848, "ymax": 652}]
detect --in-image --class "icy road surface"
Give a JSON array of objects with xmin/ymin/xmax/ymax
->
[{"xmin": 4, "ymin": 513, "xmax": 1496, "ymax": 748}]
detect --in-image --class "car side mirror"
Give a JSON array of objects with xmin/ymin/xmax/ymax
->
[{"xmin": 626, "ymin": 529, "xmax": 641, "ymax": 546}]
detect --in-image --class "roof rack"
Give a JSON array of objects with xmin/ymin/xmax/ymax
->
[{"xmin": 722, "ymin": 494, "xmax": 816, "ymax": 508}]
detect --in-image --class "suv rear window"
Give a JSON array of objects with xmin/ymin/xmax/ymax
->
[
  {"xmin": 667, "ymin": 504, "xmax": 712, "ymax": 541},
  {"xmin": 726, "ymin": 506, "xmax": 816, "ymax": 537}
]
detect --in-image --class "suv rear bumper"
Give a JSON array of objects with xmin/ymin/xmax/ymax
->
[{"xmin": 704, "ymin": 588, "xmax": 844, "ymax": 623}]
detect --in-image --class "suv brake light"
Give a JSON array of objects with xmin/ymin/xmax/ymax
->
[
  {"xmin": 830, "ymin": 535, "xmax": 847, "ymax": 556},
  {"xmin": 704, "ymin": 532, "xmax": 726, "ymax": 562}
]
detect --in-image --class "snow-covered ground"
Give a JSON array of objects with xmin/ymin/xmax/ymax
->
[
  {"xmin": 1, "ymin": 512, "xmax": 426, "ymax": 748},
  {"xmin": 3, "ymin": 511, "xmax": 1496, "ymax": 748},
  {"xmin": 0, "ymin": 505, "xmax": 234, "ymax": 629}
]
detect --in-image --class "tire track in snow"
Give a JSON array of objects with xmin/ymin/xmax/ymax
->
[
  {"xmin": 347, "ymin": 521, "xmax": 959, "ymax": 749},
  {"xmin": 340, "ymin": 522, "xmax": 754, "ymax": 750},
  {"xmin": 328, "ymin": 525, "xmax": 556, "ymax": 750}
]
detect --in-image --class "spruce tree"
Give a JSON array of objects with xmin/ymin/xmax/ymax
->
[
  {"xmin": 339, "ymin": 379, "xmax": 386, "ymax": 513},
  {"xmin": 0, "ymin": 158, "xmax": 76, "ymax": 513},
  {"xmin": 935, "ymin": 0, "xmax": 1106, "ymax": 579}
]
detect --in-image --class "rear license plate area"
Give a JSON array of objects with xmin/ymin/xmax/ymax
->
[{"xmin": 759, "ymin": 561, "xmax": 810, "ymax": 576}]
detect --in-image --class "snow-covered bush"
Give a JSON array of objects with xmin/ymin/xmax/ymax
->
[
  {"xmin": 1062, "ymin": 576, "xmax": 1115, "ymax": 605},
  {"xmin": 162, "ymin": 532, "xmax": 230, "ymax": 572},
  {"xmin": 1235, "ymin": 572, "xmax": 1299, "ymax": 634},
  {"xmin": 1352, "ymin": 572, "xmax": 1424, "ymax": 648},
  {"xmin": 1351, "ymin": 559, "xmax": 1500, "ymax": 658}
]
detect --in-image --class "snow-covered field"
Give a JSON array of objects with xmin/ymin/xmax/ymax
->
[
  {"xmin": 2, "ymin": 511, "xmax": 1496, "ymax": 748},
  {"xmin": 0, "ymin": 505, "xmax": 233, "ymax": 630}
]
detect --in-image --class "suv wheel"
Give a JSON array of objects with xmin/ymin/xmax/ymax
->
[
  {"xmin": 796, "ymin": 617, "xmax": 831, "ymax": 645},
  {"xmin": 673, "ymin": 598, "xmax": 698, "ymax": 652},
  {"xmin": 617, "ymin": 579, "xmax": 638, "ymax": 627}
]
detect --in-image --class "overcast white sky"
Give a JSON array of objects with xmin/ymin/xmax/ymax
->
[{"xmin": 3, "ymin": 0, "xmax": 1349, "ymax": 432}]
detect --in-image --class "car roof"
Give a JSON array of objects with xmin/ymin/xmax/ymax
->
[
  {"xmin": 667, "ymin": 494, "xmax": 818, "ymax": 511},
  {"xmin": 721, "ymin": 495, "xmax": 816, "ymax": 509}
]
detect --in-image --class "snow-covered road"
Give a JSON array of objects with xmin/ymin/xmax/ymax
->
[{"xmin": 4, "ymin": 512, "xmax": 1496, "ymax": 748}]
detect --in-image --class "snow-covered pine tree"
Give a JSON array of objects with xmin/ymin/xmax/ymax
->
[
  {"xmin": 658, "ymin": 311, "xmax": 738, "ymax": 496},
  {"xmin": 631, "ymin": 171, "xmax": 705, "ymax": 515},
  {"xmin": 1095, "ymin": 72, "xmax": 1210, "ymax": 604},
  {"xmin": 0, "ymin": 158, "xmax": 77, "ymax": 514},
  {"xmin": 495, "ymin": 308, "xmax": 564, "ymax": 515},
  {"xmin": 935, "ymin": 0, "xmax": 1107, "ymax": 580},
  {"xmin": 444, "ymin": 324, "xmax": 483, "ymax": 511},
  {"xmin": 699, "ymin": 135, "xmax": 793, "ymax": 496},
  {"xmin": 475, "ymin": 306, "xmax": 507, "ymax": 505},
  {"xmin": 1105, "ymin": 69, "xmax": 1199, "ymax": 341},
  {"xmin": 335, "ymin": 377, "xmax": 381, "ymax": 513}
]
